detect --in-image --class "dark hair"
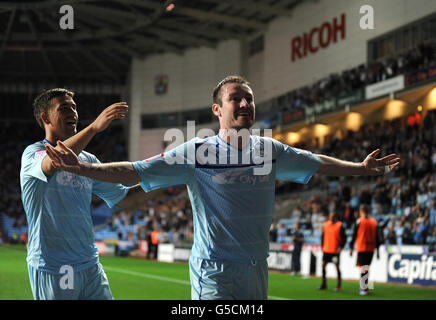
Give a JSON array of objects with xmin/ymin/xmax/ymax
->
[
  {"xmin": 33, "ymin": 88, "xmax": 74, "ymax": 129},
  {"xmin": 212, "ymin": 75, "xmax": 250, "ymax": 106},
  {"xmin": 330, "ymin": 212, "xmax": 338, "ymax": 219},
  {"xmin": 360, "ymin": 204, "xmax": 370, "ymax": 215}
]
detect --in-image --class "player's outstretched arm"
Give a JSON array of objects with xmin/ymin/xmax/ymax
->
[
  {"xmin": 45, "ymin": 140, "xmax": 140, "ymax": 185},
  {"xmin": 42, "ymin": 102, "xmax": 129, "ymax": 176},
  {"xmin": 316, "ymin": 149, "xmax": 400, "ymax": 176}
]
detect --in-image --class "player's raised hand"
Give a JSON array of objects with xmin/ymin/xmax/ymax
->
[
  {"xmin": 91, "ymin": 102, "xmax": 129, "ymax": 133},
  {"xmin": 362, "ymin": 149, "xmax": 400, "ymax": 176},
  {"xmin": 45, "ymin": 141, "xmax": 80, "ymax": 173}
]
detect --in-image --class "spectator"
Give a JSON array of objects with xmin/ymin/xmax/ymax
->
[
  {"xmin": 413, "ymin": 213, "xmax": 429, "ymax": 244},
  {"xmin": 290, "ymin": 222, "xmax": 304, "ymax": 275},
  {"xmin": 430, "ymin": 200, "xmax": 436, "ymax": 227},
  {"xmin": 277, "ymin": 223, "xmax": 289, "ymax": 243},
  {"xmin": 385, "ymin": 222, "xmax": 397, "ymax": 245},
  {"xmin": 428, "ymin": 227, "xmax": 436, "ymax": 253},
  {"xmin": 269, "ymin": 222, "xmax": 278, "ymax": 242},
  {"xmin": 402, "ymin": 220, "xmax": 414, "ymax": 245}
]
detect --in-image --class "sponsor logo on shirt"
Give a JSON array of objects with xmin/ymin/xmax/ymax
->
[
  {"xmin": 212, "ymin": 168, "xmax": 270, "ymax": 186},
  {"xmin": 56, "ymin": 171, "xmax": 92, "ymax": 191}
]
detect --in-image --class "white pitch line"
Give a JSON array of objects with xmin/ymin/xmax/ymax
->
[
  {"xmin": 268, "ymin": 295, "xmax": 292, "ymax": 300},
  {"xmin": 104, "ymin": 266, "xmax": 292, "ymax": 300},
  {"xmin": 104, "ymin": 266, "xmax": 190, "ymax": 285}
]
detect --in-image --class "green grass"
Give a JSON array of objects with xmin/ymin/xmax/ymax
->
[{"xmin": 1, "ymin": 244, "xmax": 435, "ymax": 300}]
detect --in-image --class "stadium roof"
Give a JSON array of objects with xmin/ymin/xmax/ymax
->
[{"xmin": 0, "ymin": 0, "xmax": 305, "ymax": 84}]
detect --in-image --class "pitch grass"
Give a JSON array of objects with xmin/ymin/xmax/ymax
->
[{"xmin": 1, "ymin": 244, "xmax": 435, "ymax": 300}]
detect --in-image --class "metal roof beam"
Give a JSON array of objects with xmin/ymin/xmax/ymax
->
[
  {"xmin": 125, "ymin": 0, "xmax": 265, "ymax": 29},
  {"xmin": 173, "ymin": 6, "xmax": 267, "ymax": 30},
  {"xmin": 201, "ymin": 0, "xmax": 294, "ymax": 17},
  {"xmin": 74, "ymin": 3, "xmax": 137, "ymax": 21},
  {"xmin": 71, "ymin": 14, "xmax": 143, "ymax": 59},
  {"xmin": 62, "ymin": 51, "xmax": 85, "ymax": 75},
  {"xmin": 128, "ymin": 34, "xmax": 183, "ymax": 55},
  {"xmin": 0, "ymin": 9, "xmax": 16, "ymax": 63},
  {"xmin": 118, "ymin": 0, "xmax": 164, "ymax": 11},
  {"xmin": 155, "ymin": 19, "xmax": 246, "ymax": 41},
  {"xmin": 25, "ymin": 11, "xmax": 58, "ymax": 83},
  {"xmin": 0, "ymin": 0, "xmax": 103, "ymax": 10},
  {"xmin": 41, "ymin": 13, "xmax": 120, "ymax": 82},
  {"xmin": 146, "ymin": 27, "xmax": 217, "ymax": 48}
]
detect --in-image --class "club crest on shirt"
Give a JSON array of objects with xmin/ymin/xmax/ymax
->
[{"xmin": 33, "ymin": 150, "xmax": 46, "ymax": 160}]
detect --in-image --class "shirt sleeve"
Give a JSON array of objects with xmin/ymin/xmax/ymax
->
[
  {"xmin": 132, "ymin": 141, "xmax": 193, "ymax": 193},
  {"xmin": 274, "ymin": 140, "xmax": 321, "ymax": 184},
  {"xmin": 88, "ymin": 155, "xmax": 129, "ymax": 208},
  {"xmin": 21, "ymin": 144, "xmax": 48, "ymax": 183}
]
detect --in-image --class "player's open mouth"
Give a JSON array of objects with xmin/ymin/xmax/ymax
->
[{"xmin": 66, "ymin": 120, "xmax": 77, "ymax": 127}]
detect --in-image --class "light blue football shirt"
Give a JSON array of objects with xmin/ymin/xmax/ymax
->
[
  {"xmin": 20, "ymin": 141, "xmax": 129, "ymax": 274},
  {"xmin": 133, "ymin": 135, "xmax": 321, "ymax": 263}
]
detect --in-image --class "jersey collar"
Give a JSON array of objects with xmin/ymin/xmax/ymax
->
[{"xmin": 43, "ymin": 138, "xmax": 56, "ymax": 147}]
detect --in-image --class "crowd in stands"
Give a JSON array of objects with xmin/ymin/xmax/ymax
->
[
  {"xmin": 101, "ymin": 191, "xmax": 194, "ymax": 247},
  {"xmin": 271, "ymin": 108, "xmax": 436, "ymax": 251},
  {"xmin": 261, "ymin": 41, "xmax": 436, "ymax": 121},
  {"xmin": 1, "ymin": 42, "xmax": 436, "ymax": 255}
]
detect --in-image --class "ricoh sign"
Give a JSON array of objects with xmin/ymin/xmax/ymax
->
[{"xmin": 291, "ymin": 13, "xmax": 346, "ymax": 62}]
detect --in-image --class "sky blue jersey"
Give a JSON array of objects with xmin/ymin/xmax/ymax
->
[
  {"xmin": 20, "ymin": 141, "xmax": 129, "ymax": 274},
  {"xmin": 133, "ymin": 135, "xmax": 321, "ymax": 263}
]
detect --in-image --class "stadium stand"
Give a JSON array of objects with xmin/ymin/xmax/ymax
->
[
  {"xmin": 256, "ymin": 40, "xmax": 436, "ymax": 129},
  {"xmin": 273, "ymin": 108, "xmax": 436, "ymax": 247}
]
